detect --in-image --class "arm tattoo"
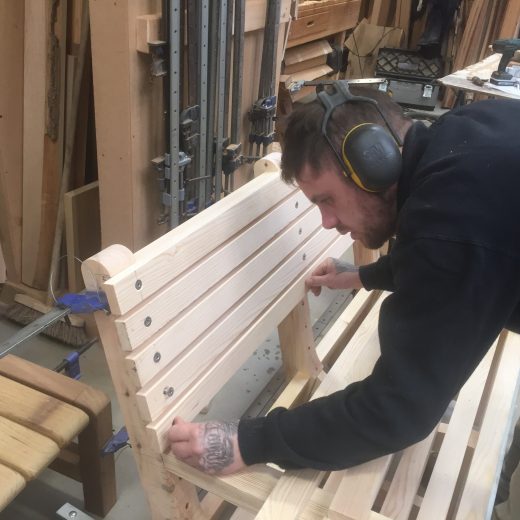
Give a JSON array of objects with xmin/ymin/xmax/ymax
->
[
  {"xmin": 332, "ymin": 258, "xmax": 359, "ymax": 273},
  {"xmin": 199, "ymin": 420, "xmax": 238, "ymax": 473}
]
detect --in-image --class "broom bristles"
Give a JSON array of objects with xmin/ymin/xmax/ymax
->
[{"xmin": 4, "ymin": 302, "xmax": 89, "ymax": 347}]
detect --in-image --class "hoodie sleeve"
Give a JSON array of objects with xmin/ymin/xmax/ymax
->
[
  {"xmin": 359, "ymin": 254, "xmax": 395, "ymax": 292},
  {"xmin": 238, "ymin": 238, "xmax": 520, "ymax": 470}
]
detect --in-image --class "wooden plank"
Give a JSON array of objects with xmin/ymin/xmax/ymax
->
[
  {"xmin": 416, "ymin": 340, "xmax": 498, "ymax": 520},
  {"xmin": 64, "ymin": 181, "xmax": 101, "ymax": 292},
  {"xmin": 116, "ymin": 189, "xmax": 311, "ymax": 352},
  {"xmin": 278, "ymin": 295, "xmax": 322, "ymax": 379},
  {"xmin": 0, "ymin": 416, "xmax": 60, "ymax": 480},
  {"xmin": 455, "ymin": 332, "xmax": 520, "ymax": 519},
  {"xmin": 0, "ymin": 464, "xmax": 25, "ymax": 511},
  {"xmin": 380, "ymin": 430, "xmax": 437, "ymax": 520},
  {"xmin": 135, "ymin": 226, "xmax": 340, "ymax": 422},
  {"xmin": 256, "ymin": 468, "xmax": 325, "ymax": 519},
  {"xmin": 0, "ymin": 1, "xmax": 24, "ymax": 285},
  {"xmin": 395, "ymin": 0, "xmax": 412, "ymax": 47},
  {"xmin": 0, "ymin": 374, "xmax": 89, "ymax": 446},
  {"xmin": 146, "ymin": 233, "xmax": 353, "ymax": 452},
  {"xmin": 22, "ymin": 0, "xmax": 67, "ymax": 290},
  {"xmin": 102, "ymin": 171, "xmax": 295, "ymax": 316},
  {"xmin": 0, "ymin": 242, "xmax": 5, "ymax": 283}
]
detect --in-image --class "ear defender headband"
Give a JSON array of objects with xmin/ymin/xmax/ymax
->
[{"xmin": 316, "ymin": 81, "xmax": 403, "ymax": 192}]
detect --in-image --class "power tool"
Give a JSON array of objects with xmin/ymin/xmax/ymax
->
[{"xmin": 490, "ymin": 38, "xmax": 520, "ymax": 86}]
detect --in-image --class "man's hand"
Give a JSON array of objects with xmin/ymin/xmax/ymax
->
[
  {"xmin": 168, "ymin": 417, "xmax": 246, "ymax": 475},
  {"xmin": 306, "ymin": 257, "xmax": 362, "ymax": 296}
]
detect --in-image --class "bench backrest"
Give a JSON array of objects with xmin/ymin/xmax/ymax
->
[{"xmin": 83, "ymin": 168, "xmax": 352, "ymax": 454}]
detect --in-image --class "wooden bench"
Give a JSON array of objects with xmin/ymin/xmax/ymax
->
[
  {"xmin": 83, "ymin": 163, "xmax": 520, "ymax": 519},
  {"xmin": 0, "ymin": 354, "xmax": 116, "ymax": 517}
]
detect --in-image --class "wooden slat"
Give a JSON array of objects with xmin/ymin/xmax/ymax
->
[
  {"xmin": 0, "ymin": 463, "xmax": 25, "ymax": 510},
  {"xmin": 163, "ymin": 455, "xmax": 281, "ymax": 513},
  {"xmin": 126, "ymin": 205, "xmax": 321, "ymax": 392},
  {"xmin": 380, "ymin": 429, "xmax": 437, "ymax": 520},
  {"xmin": 0, "ymin": 416, "xmax": 59, "ymax": 480},
  {"xmin": 136, "ymin": 227, "xmax": 340, "ymax": 422},
  {"xmin": 147, "ymin": 233, "xmax": 353, "ymax": 452},
  {"xmin": 455, "ymin": 332, "xmax": 520, "ymax": 519},
  {"xmin": 0, "ymin": 375, "xmax": 89, "ymax": 446},
  {"xmin": 116, "ymin": 189, "xmax": 312, "ymax": 352},
  {"xmin": 256, "ymin": 469, "xmax": 324, "ymax": 519},
  {"xmin": 416, "ymin": 340, "xmax": 498, "ymax": 520},
  {"xmin": 102, "ymin": 171, "xmax": 295, "ymax": 316},
  {"xmin": 329, "ymin": 457, "xmax": 392, "ymax": 520}
]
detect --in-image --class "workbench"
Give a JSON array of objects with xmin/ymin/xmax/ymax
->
[{"xmin": 438, "ymin": 53, "xmax": 520, "ymax": 101}]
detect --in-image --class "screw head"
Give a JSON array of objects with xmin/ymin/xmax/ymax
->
[
  {"xmin": 135, "ymin": 279, "xmax": 143, "ymax": 290},
  {"xmin": 295, "ymin": 201, "xmax": 299, "ymax": 208},
  {"xmin": 153, "ymin": 352, "xmax": 161, "ymax": 363},
  {"xmin": 298, "ymin": 227, "xmax": 302, "ymax": 235},
  {"xmin": 302, "ymin": 253, "xmax": 307, "ymax": 261},
  {"xmin": 144, "ymin": 316, "xmax": 152, "ymax": 327},
  {"xmin": 163, "ymin": 386, "xmax": 174, "ymax": 398},
  {"xmin": 68, "ymin": 512, "xmax": 78, "ymax": 519}
]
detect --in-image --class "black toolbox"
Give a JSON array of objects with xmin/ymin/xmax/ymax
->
[{"xmin": 375, "ymin": 48, "xmax": 443, "ymax": 110}]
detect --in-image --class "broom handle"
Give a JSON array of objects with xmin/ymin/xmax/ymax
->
[{"xmin": 47, "ymin": 0, "xmax": 90, "ymax": 304}]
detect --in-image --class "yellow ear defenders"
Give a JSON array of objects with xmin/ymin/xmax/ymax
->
[{"xmin": 316, "ymin": 81, "xmax": 403, "ymax": 192}]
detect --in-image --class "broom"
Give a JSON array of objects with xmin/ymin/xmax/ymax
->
[{"xmin": 4, "ymin": 0, "xmax": 91, "ymax": 348}]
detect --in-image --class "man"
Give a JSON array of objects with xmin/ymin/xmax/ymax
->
[{"xmin": 169, "ymin": 86, "xmax": 520, "ymax": 510}]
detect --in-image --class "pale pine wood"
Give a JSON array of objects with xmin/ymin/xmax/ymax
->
[
  {"xmin": 104, "ymin": 171, "xmax": 295, "ymax": 315},
  {"xmin": 135, "ymin": 227, "xmax": 343, "ymax": 422},
  {"xmin": 145, "ymin": 233, "xmax": 352, "ymax": 451},
  {"xmin": 328, "ymin": 457, "xmax": 392, "ymax": 520},
  {"xmin": 0, "ymin": 464, "xmax": 25, "ymax": 511},
  {"xmin": 267, "ymin": 371, "xmax": 313, "ymax": 412},
  {"xmin": 455, "ymin": 332, "xmax": 520, "ymax": 519},
  {"xmin": 116, "ymin": 189, "xmax": 312, "ymax": 352},
  {"xmin": 277, "ymin": 296, "xmax": 322, "ymax": 379},
  {"xmin": 250, "ymin": 298, "xmax": 384, "ymax": 519},
  {"xmin": 379, "ymin": 429, "xmax": 437, "ymax": 520},
  {"xmin": 0, "ymin": 416, "xmax": 59, "ymax": 480},
  {"xmin": 0, "ymin": 375, "xmax": 89, "ymax": 446},
  {"xmin": 256, "ymin": 469, "xmax": 324, "ymax": 519},
  {"xmin": 416, "ymin": 341, "xmax": 498, "ymax": 520}
]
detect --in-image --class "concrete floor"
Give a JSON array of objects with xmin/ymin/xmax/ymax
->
[{"xmin": 0, "ymin": 277, "xmax": 351, "ymax": 520}]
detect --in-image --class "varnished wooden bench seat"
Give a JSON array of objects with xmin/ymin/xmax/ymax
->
[
  {"xmin": 83, "ymin": 162, "xmax": 520, "ymax": 519},
  {"xmin": 0, "ymin": 355, "xmax": 117, "ymax": 516}
]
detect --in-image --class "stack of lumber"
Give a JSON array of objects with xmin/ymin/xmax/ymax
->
[{"xmin": 0, "ymin": 0, "xmax": 100, "ymax": 304}]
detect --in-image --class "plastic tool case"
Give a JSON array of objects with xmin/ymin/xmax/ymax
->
[{"xmin": 375, "ymin": 48, "xmax": 442, "ymax": 110}]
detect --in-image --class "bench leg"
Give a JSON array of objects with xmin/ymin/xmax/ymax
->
[
  {"xmin": 78, "ymin": 402, "xmax": 117, "ymax": 517},
  {"xmin": 140, "ymin": 456, "xmax": 207, "ymax": 520}
]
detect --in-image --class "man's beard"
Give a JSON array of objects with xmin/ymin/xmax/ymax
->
[{"xmin": 360, "ymin": 195, "xmax": 397, "ymax": 249}]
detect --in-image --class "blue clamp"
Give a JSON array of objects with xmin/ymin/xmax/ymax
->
[
  {"xmin": 64, "ymin": 351, "xmax": 81, "ymax": 380},
  {"xmin": 57, "ymin": 291, "xmax": 109, "ymax": 314},
  {"xmin": 101, "ymin": 427, "xmax": 129, "ymax": 456}
]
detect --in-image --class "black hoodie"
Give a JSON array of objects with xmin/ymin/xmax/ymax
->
[{"xmin": 238, "ymin": 99, "xmax": 520, "ymax": 470}]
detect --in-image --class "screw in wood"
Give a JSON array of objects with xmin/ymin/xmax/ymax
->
[
  {"xmin": 135, "ymin": 279, "xmax": 143, "ymax": 290},
  {"xmin": 153, "ymin": 352, "xmax": 161, "ymax": 363},
  {"xmin": 163, "ymin": 386, "xmax": 174, "ymax": 398},
  {"xmin": 144, "ymin": 316, "xmax": 152, "ymax": 327}
]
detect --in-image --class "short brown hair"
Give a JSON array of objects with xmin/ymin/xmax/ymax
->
[{"xmin": 279, "ymin": 85, "xmax": 411, "ymax": 184}]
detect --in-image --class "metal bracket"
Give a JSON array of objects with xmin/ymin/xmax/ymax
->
[
  {"xmin": 147, "ymin": 40, "xmax": 168, "ymax": 77},
  {"xmin": 422, "ymin": 84, "xmax": 434, "ymax": 98},
  {"xmin": 56, "ymin": 503, "xmax": 95, "ymax": 520}
]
